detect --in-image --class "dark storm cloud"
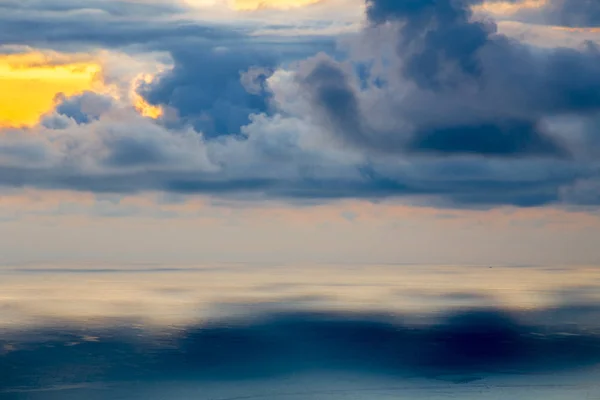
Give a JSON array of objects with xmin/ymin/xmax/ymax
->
[
  {"xmin": 297, "ymin": 55, "xmax": 378, "ymax": 149},
  {"xmin": 136, "ymin": 38, "xmax": 334, "ymax": 137},
  {"xmin": 409, "ymin": 120, "xmax": 567, "ymax": 157},
  {"xmin": 1, "ymin": 305, "xmax": 600, "ymax": 393},
  {"xmin": 138, "ymin": 48, "xmax": 276, "ymax": 138},
  {"xmin": 295, "ymin": 0, "xmax": 600, "ymax": 158}
]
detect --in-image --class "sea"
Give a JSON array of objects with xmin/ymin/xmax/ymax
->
[{"xmin": 1, "ymin": 263, "xmax": 599, "ymax": 399}]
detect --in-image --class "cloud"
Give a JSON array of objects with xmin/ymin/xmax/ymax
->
[
  {"xmin": 409, "ymin": 120, "xmax": 566, "ymax": 156},
  {"xmin": 0, "ymin": 0, "xmax": 345, "ymax": 51},
  {"xmin": 0, "ymin": 0, "xmax": 337, "ymax": 138},
  {"xmin": 0, "ymin": 0, "xmax": 241, "ymax": 51},
  {"xmin": 137, "ymin": 46, "xmax": 277, "ymax": 138},
  {"xmin": 0, "ymin": 101, "xmax": 589, "ymax": 208},
  {"xmin": 293, "ymin": 0, "xmax": 600, "ymax": 159},
  {"xmin": 0, "ymin": 105, "xmax": 217, "ymax": 192},
  {"xmin": 52, "ymin": 91, "xmax": 115, "ymax": 125},
  {"xmin": 0, "ymin": 0, "xmax": 599, "ymax": 208},
  {"xmin": 232, "ymin": 0, "xmax": 323, "ymax": 11},
  {"xmin": 0, "ymin": 51, "xmax": 101, "ymax": 127},
  {"xmin": 0, "ymin": 0, "xmax": 184, "ymax": 15},
  {"xmin": 131, "ymin": 30, "xmax": 334, "ymax": 138},
  {"xmin": 0, "ymin": 0, "xmax": 335, "ymax": 137},
  {"xmin": 498, "ymin": 0, "xmax": 600, "ymax": 28},
  {"xmin": 0, "ymin": 64, "xmax": 593, "ymax": 207}
]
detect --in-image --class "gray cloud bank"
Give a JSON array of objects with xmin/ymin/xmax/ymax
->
[{"xmin": 0, "ymin": 0, "xmax": 600, "ymax": 207}]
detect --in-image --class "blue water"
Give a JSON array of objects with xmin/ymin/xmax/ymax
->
[{"xmin": 1, "ymin": 263, "xmax": 599, "ymax": 399}]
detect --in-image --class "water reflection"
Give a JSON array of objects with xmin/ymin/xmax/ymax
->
[{"xmin": 1, "ymin": 263, "xmax": 599, "ymax": 398}]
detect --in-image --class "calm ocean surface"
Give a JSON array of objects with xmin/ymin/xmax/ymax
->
[{"xmin": 1, "ymin": 263, "xmax": 599, "ymax": 399}]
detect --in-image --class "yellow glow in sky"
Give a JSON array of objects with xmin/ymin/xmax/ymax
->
[
  {"xmin": 231, "ymin": 0, "xmax": 321, "ymax": 11},
  {"xmin": 132, "ymin": 73, "xmax": 163, "ymax": 119},
  {"xmin": 0, "ymin": 52, "xmax": 101, "ymax": 127}
]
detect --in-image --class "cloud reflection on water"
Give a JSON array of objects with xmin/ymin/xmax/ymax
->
[
  {"xmin": 1, "ymin": 263, "xmax": 600, "ymax": 398},
  {"xmin": 1, "ymin": 263, "xmax": 599, "ymax": 327}
]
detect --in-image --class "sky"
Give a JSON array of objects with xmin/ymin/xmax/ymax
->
[{"xmin": 1, "ymin": 0, "xmax": 600, "ymax": 265}]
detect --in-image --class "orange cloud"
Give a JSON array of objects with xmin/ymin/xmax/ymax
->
[
  {"xmin": 231, "ymin": 0, "xmax": 322, "ymax": 11},
  {"xmin": 131, "ymin": 73, "xmax": 163, "ymax": 119},
  {"xmin": 473, "ymin": 0, "xmax": 547, "ymax": 15},
  {"xmin": 551, "ymin": 26, "xmax": 600, "ymax": 33},
  {"xmin": 0, "ymin": 52, "xmax": 101, "ymax": 127}
]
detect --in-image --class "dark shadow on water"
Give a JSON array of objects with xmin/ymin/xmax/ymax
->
[{"xmin": 1, "ymin": 305, "xmax": 600, "ymax": 393}]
